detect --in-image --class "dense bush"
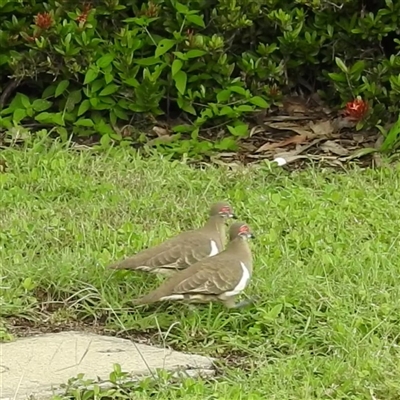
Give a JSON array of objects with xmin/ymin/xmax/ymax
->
[{"xmin": 0, "ymin": 0, "xmax": 400, "ymax": 155}]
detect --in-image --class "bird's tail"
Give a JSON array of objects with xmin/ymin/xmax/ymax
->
[
  {"xmin": 131, "ymin": 292, "xmax": 158, "ymax": 306},
  {"xmin": 108, "ymin": 259, "xmax": 151, "ymax": 271}
]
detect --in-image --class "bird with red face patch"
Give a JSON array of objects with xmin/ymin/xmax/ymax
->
[
  {"xmin": 108, "ymin": 202, "xmax": 236, "ymax": 275},
  {"xmin": 131, "ymin": 221, "xmax": 255, "ymax": 309}
]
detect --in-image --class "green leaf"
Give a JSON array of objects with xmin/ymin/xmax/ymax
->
[
  {"xmin": 22, "ymin": 277, "xmax": 35, "ymax": 291},
  {"xmin": 214, "ymin": 137, "xmax": 238, "ymax": 151},
  {"xmin": 227, "ymin": 123, "xmax": 248, "ymax": 137},
  {"xmin": 26, "ymin": 107, "xmax": 34, "ymax": 118},
  {"xmin": 134, "ymin": 57, "xmax": 160, "ymax": 66},
  {"xmin": 124, "ymin": 78, "xmax": 139, "ymax": 87},
  {"xmin": 350, "ymin": 60, "xmax": 366, "ymax": 75},
  {"xmin": 105, "ymin": 73, "xmax": 114, "ymax": 85},
  {"xmin": 32, "ymin": 99, "xmax": 52, "ymax": 112},
  {"xmin": 328, "ymin": 72, "xmax": 347, "ymax": 82},
  {"xmin": 217, "ymin": 89, "xmax": 232, "ymax": 103},
  {"xmin": 172, "ymin": 124, "xmax": 193, "ymax": 133},
  {"xmin": 219, "ymin": 106, "xmax": 234, "ymax": 116},
  {"xmin": 56, "ymin": 126, "xmax": 68, "ymax": 142},
  {"xmin": 42, "ymin": 85, "xmax": 56, "ymax": 99},
  {"xmin": 249, "ymin": 96, "xmax": 268, "ymax": 108},
  {"xmin": 155, "ymin": 39, "xmax": 176, "ymax": 57},
  {"xmin": 74, "ymin": 118, "xmax": 94, "ymax": 127},
  {"xmin": 19, "ymin": 93, "xmax": 30, "ymax": 108},
  {"xmin": 216, "ymin": 90, "xmax": 231, "ymax": 103},
  {"xmin": 110, "ymin": 110, "xmax": 117, "ymax": 127},
  {"xmin": 186, "ymin": 14, "xmax": 205, "ymax": 28},
  {"xmin": 173, "ymin": 51, "xmax": 188, "ymax": 61},
  {"xmin": 235, "ymin": 104, "xmax": 254, "ymax": 112},
  {"xmin": 13, "ymin": 108, "xmax": 27, "ymax": 123},
  {"xmin": 174, "ymin": 1, "xmax": 189, "ymax": 14},
  {"xmin": 191, "ymin": 127, "xmax": 199, "ymax": 139},
  {"xmin": 99, "ymin": 84, "xmax": 119, "ymax": 96},
  {"xmin": 185, "ymin": 49, "xmax": 207, "ymax": 58},
  {"xmin": 0, "ymin": 54, "xmax": 9, "ymax": 66},
  {"xmin": 77, "ymin": 99, "xmax": 90, "ymax": 116},
  {"xmin": 113, "ymin": 107, "xmax": 129, "ymax": 120},
  {"xmin": 381, "ymin": 114, "xmax": 400, "ymax": 152},
  {"xmin": 35, "ymin": 112, "xmax": 65, "ymax": 126},
  {"xmin": 265, "ymin": 304, "xmax": 283, "ymax": 320},
  {"xmin": 100, "ymin": 133, "xmax": 111, "ymax": 148},
  {"xmin": 91, "ymin": 79, "xmax": 105, "ymax": 93},
  {"xmin": 181, "ymin": 102, "xmax": 196, "ymax": 115},
  {"xmin": 229, "ymin": 86, "xmax": 248, "ymax": 96},
  {"xmin": 0, "ymin": 116, "xmax": 12, "ymax": 129},
  {"xmin": 66, "ymin": 90, "xmax": 82, "ymax": 112},
  {"xmin": 335, "ymin": 57, "xmax": 348, "ymax": 73},
  {"xmin": 84, "ymin": 67, "xmax": 99, "ymax": 84},
  {"xmin": 173, "ymin": 70, "xmax": 187, "ymax": 95},
  {"xmin": 343, "ymin": 147, "xmax": 376, "ymax": 160},
  {"xmin": 96, "ymin": 54, "xmax": 114, "ymax": 69},
  {"xmin": 171, "ymin": 59, "xmax": 183, "ymax": 76},
  {"xmin": 55, "ymin": 80, "xmax": 70, "ymax": 97}
]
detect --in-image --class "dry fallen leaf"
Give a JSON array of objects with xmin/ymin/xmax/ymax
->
[
  {"xmin": 282, "ymin": 96, "xmax": 309, "ymax": 115},
  {"xmin": 153, "ymin": 126, "xmax": 170, "ymax": 137},
  {"xmin": 264, "ymin": 115, "xmax": 312, "ymax": 122},
  {"xmin": 210, "ymin": 154, "xmax": 241, "ymax": 168},
  {"xmin": 263, "ymin": 121, "xmax": 312, "ymax": 136},
  {"xmin": 309, "ymin": 120, "xmax": 335, "ymax": 137},
  {"xmin": 320, "ymin": 140, "xmax": 349, "ymax": 156},
  {"xmin": 0, "ymin": 158, "xmax": 8, "ymax": 173},
  {"xmin": 256, "ymin": 134, "xmax": 308, "ymax": 153}
]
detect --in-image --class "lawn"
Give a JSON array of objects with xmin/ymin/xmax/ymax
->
[{"xmin": 2, "ymin": 139, "xmax": 400, "ymax": 399}]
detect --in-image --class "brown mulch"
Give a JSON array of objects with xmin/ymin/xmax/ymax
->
[{"xmin": 199, "ymin": 94, "xmax": 384, "ymax": 169}]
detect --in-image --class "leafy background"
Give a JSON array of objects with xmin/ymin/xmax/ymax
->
[{"xmin": 1, "ymin": 0, "xmax": 400, "ymax": 156}]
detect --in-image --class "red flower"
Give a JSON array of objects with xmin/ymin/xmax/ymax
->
[
  {"xmin": 34, "ymin": 12, "xmax": 53, "ymax": 30},
  {"xmin": 344, "ymin": 97, "xmax": 368, "ymax": 121}
]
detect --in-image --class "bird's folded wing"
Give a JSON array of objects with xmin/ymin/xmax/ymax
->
[
  {"xmin": 145, "ymin": 236, "xmax": 211, "ymax": 270},
  {"xmin": 109, "ymin": 230, "xmax": 205, "ymax": 269},
  {"xmin": 173, "ymin": 264, "xmax": 241, "ymax": 295}
]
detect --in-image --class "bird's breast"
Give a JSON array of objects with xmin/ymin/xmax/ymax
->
[{"xmin": 223, "ymin": 261, "xmax": 251, "ymax": 297}]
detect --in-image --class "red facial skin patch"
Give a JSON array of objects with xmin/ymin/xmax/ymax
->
[
  {"xmin": 239, "ymin": 225, "xmax": 249, "ymax": 233},
  {"xmin": 220, "ymin": 206, "xmax": 231, "ymax": 213}
]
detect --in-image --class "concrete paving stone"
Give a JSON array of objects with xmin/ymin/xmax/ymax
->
[{"xmin": 0, "ymin": 331, "xmax": 215, "ymax": 400}]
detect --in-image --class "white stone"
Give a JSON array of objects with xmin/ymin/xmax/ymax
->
[
  {"xmin": 0, "ymin": 331, "xmax": 214, "ymax": 400},
  {"xmin": 273, "ymin": 157, "xmax": 287, "ymax": 166}
]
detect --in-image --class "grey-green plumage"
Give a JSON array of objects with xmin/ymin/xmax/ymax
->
[
  {"xmin": 108, "ymin": 202, "xmax": 236, "ymax": 275},
  {"xmin": 131, "ymin": 221, "xmax": 255, "ymax": 308}
]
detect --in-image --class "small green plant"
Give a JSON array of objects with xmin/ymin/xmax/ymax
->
[{"xmin": 377, "ymin": 114, "xmax": 400, "ymax": 152}]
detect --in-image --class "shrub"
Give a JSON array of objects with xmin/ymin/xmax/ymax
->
[{"xmin": 0, "ymin": 0, "xmax": 400, "ymax": 156}]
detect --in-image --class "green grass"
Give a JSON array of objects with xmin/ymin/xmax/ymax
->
[{"xmin": 2, "ymin": 139, "xmax": 400, "ymax": 399}]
